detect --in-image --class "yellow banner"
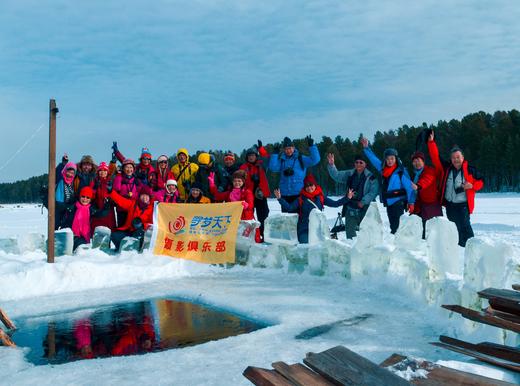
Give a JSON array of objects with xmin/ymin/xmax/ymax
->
[{"xmin": 151, "ymin": 202, "xmax": 243, "ymax": 264}]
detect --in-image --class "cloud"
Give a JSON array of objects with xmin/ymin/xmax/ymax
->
[{"xmin": 1, "ymin": 0, "xmax": 520, "ymax": 181}]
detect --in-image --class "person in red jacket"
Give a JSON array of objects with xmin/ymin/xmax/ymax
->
[
  {"xmin": 240, "ymin": 142, "xmax": 270, "ymax": 242},
  {"xmin": 112, "ymin": 142, "xmax": 155, "ymax": 186},
  {"xmin": 409, "ymin": 151, "xmax": 443, "ymax": 238},
  {"xmin": 208, "ymin": 169, "xmax": 254, "ymax": 220},
  {"xmin": 109, "ymin": 185, "xmax": 155, "ymax": 250},
  {"xmin": 427, "ymin": 131, "xmax": 484, "ymax": 246},
  {"xmin": 91, "ymin": 162, "xmax": 117, "ymax": 232},
  {"xmin": 150, "ymin": 154, "xmax": 174, "ymax": 192}
]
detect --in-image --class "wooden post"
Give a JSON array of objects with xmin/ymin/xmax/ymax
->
[
  {"xmin": 0, "ymin": 329, "xmax": 16, "ymax": 347},
  {"xmin": 47, "ymin": 99, "xmax": 58, "ymax": 264},
  {"xmin": 0, "ymin": 308, "xmax": 16, "ymax": 330},
  {"xmin": 47, "ymin": 322, "xmax": 56, "ymax": 359}
]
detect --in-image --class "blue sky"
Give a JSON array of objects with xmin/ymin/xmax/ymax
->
[{"xmin": 1, "ymin": 0, "xmax": 520, "ymax": 182}]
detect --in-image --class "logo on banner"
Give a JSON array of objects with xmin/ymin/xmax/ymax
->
[
  {"xmin": 189, "ymin": 215, "xmax": 232, "ymax": 236},
  {"xmin": 169, "ymin": 216, "xmax": 186, "ymax": 235}
]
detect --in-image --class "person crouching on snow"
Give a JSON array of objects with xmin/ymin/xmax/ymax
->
[
  {"xmin": 155, "ymin": 179, "xmax": 181, "ymax": 203},
  {"xmin": 185, "ymin": 182, "xmax": 211, "ymax": 204},
  {"xmin": 59, "ymin": 186, "xmax": 97, "ymax": 251},
  {"xmin": 208, "ymin": 169, "xmax": 255, "ymax": 220},
  {"xmin": 109, "ymin": 185, "xmax": 155, "ymax": 250},
  {"xmin": 274, "ymin": 174, "xmax": 348, "ymax": 244}
]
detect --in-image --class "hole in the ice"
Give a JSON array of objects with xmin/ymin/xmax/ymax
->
[{"xmin": 11, "ymin": 298, "xmax": 269, "ymax": 365}]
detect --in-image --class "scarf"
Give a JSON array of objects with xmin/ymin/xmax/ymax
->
[
  {"xmin": 299, "ymin": 185, "xmax": 325, "ymax": 210},
  {"xmin": 94, "ymin": 177, "xmax": 109, "ymax": 209},
  {"xmin": 413, "ymin": 168, "xmax": 424, "ymax": 184},
  {"xmin": 229, "ymin": 188, "xmax": 243, "ymax": 202},
  {"xmin": 72, "ymin": 202, "xmax": 91, "ymax": 242},
  {"xmin": 382, "ymin": 164, "xmax": 397, "ymax": 179}
]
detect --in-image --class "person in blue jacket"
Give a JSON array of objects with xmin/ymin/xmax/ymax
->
[
  {"xmin": 268, "ymin": 136, "xmax": 320, "ymax": 212},
  {"xmin": 274, "ymin": 174, "xmax": 347, "ymax": 243},
  {"xmin": 361, "ymin": 137, "xmax": 415, "ymax": 234}
]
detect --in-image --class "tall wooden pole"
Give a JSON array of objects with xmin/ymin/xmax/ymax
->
[{"xmin": 47, "ymin": 99, "xmax": 58, "ymax": 263}]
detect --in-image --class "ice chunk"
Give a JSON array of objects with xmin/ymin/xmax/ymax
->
[
  {"xmin": 18, "ymin": 232, "xmax": 45, "ymax": 253},
  {"xmin": 264, "ymin": 213, "xmax": 298, "ymax": 245},
  {"xmin": 308, "ymin": 239, "xmax": 351, "ymax": 278},
  {"xmin": 426, "ymin": 217, "xmax": 460, "ymax": 279},
  {"xmin": 248, "ymin": 243, "xmax": 284, "ymax": 269},
  {"xmin": 395, "ymin": 214, "xmax": 423, "ymax": 251},
  {"xmin": 119, "ymin": 236, "xmax": 140, "ymax": 252},
  {"xmin": 354, "ymin": 202, "xmax": 384, "ymax": 251},
  {"xmin": 54, "ymin": 228, "xmax": 73, "ymax": 256},
  {"xmin": 350, "ymin": 245, "xmax": 392, "ymax": 277},
  {"xmin": 92, "ymin": 226, "xmax": 111, "ymax": 250},
  {"xmin": 0, "ymin": 237, "xmax": 19, "ymax": 254},
  {"xmin": 237, "ymin": 220, "xmax": 260, "ymax": 241},
  {"xmin": 308, "ymin": 208, "xmax": 330, "ymax": 245},
  {"xmin": 140, "ymin": 227, "xmax": 154, "ymax": 252},
  {"xmin": 285, "ymin": 244, "xmax": 309, "ymax": 274}
]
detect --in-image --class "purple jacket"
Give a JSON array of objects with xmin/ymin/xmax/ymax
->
[{"xmin": 113, "ymin": 173, "xmax": 139, "ymax": 198}]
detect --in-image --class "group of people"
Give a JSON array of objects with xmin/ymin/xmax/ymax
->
[{"xmin": 52, "ymin": 130, "xmax": 483, "ymax": 251}]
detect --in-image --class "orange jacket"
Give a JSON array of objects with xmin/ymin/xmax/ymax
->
[
  {"xmin": 428, "ymin": 140, "xmax": 484, "ymax": 214},
  {"xmin": 110, "ymin": 190, "xmax": 154, "ymax": 231}
]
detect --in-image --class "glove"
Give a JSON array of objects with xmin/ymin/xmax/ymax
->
[
  {"xmin": 106, "ymin": 180, "xmax": 113, "ymax": 194},
  {"xmin": 257, "ymin": 139, "xmax": 263, "ymax": 148},
  {"xmin": 207, "ymin": 171, "xmax": 215, "ymax": 187},
  {"xmin": 132, "ymin": 217, "xmax": 144, "ymax": 230},
  {"xmin": 273, "ymin": 143, "xmax": 280, "ymax": 154},
  {"xmin": 241, "ymin": 201, "xmax": 248, "ymax": 209},
  {"xmin": 111, "ymin": 152, "xmax": 117, "ymax": 163},
  {"xmin": 111, "ymin": 141, "xmax": 119, "ymax": 152},
  {"xmin": 251, "ymin": 174, "xmax": 260, "ymax": 183},
  {"xmin": 306, "ymin": 135, "xmax": 314, "ymax": 147},
  {"xmin": 62, "ymin": 153, "xmax": 69, "ymax": 163},
  {"xmin": 408, "ymin": 204, "xmax": 415, "ymax": 214}
]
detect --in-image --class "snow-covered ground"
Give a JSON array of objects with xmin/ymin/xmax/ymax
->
[{"xmin": 0, "ymin": 193, "xmax": 519, "ymax": 385}]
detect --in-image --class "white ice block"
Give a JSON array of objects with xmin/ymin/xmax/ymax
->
[
  {"xmin": 354, "ymin": 202, "xmax": 384, "ymax": 251},
  {"xmin": 0, "ymin": 237, "xmax": 19, "ymax": 254},
  {"xmin": 426, "ymin": 216, "xmax": 461, "ymax": 280},
  {"xmin": 54, "ymin": 228, "xmax": 73, "ymax": 256},
  {"xmin": 395, "ymin": 214, "xmax": 423, "ymax": 251},
  {"xmin": 264, "ymin": 213, "xmax": 298, "ymax": 245},
  {"xmin": 18, "ymin": 232, "xmax": 45, "ymax": 253},
  {"xmin": 119, "ymin": 236, "xmax": 140, "ymax": 252},
  {"xmin": 92, "ymin": 226, "xmax": 111, "ymax": 250},
  {"xmin": 308, "ymin": 208, "xmax": 330, "ymax": 245}
]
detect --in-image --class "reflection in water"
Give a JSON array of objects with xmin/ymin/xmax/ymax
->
[{"xmin": 12, "ymin": 298, "xmax": 267, "ymax": 365}]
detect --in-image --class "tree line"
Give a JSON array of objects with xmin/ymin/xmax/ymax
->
[{"xmin": 1, "ymin": 109, "xmax": 519, "ymax": 204}]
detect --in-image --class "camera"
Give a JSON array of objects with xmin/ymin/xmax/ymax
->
[
  {"xmin": 283, "ymin": 168, "xmax": 294, "ymax": 177},
  {"xmin": 454, "ymin": 185, "xmax": 465, "ymax": 194},
  {"xmin": 251, "ymin": 174, "xmax": 260, "ymax": 183}
]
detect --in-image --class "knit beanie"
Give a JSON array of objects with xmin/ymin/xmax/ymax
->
[
  {"xmin": 140, "ymin": 148, "xmax": 152, "ymax": 159},
  {"xmin": 411, "ymin": 151, "xmax": 425, "ymax": 161},
  {"xmin": 282, "ymin": 137, "xmax": 294, "ymax": 148},
  {"xmin": 198, "ymin": 153, "xmax": 211, "ymax": 166},
  {"xmin": 98, "ymin": 162, "xmax": 109, "ymax": 172},
  {"xmin": 383, "ymin": 148, "xmax": 398, "ymax": 159},
  {"xmin": 79, "ymin": 186, "xmax": 94, "ymax": 199},
  {"xmin": 122, "ymin": 158, "xmax": 136, "ymax": 168},
  {"xmin": 166, "ymin": 179, "xmax": 177, "ymax": 186},
  {"xmin": 224, "ymin": 152, "xmax": 236, "ymax": 162},
  {"xmin": 157, "ymin": 155, "xmax": 168, "ymax": 163},
  {"xmin": 303, "ymin": 174, "xmax": 318, "ymax": 186}
]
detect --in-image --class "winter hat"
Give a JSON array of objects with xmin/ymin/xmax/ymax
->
[
  {"xmin": 98, "ymin": 162, "xmax": 109, "ymax": 172},
  {"xmin": 411, "ymin": 151, "xmax": 425, "ymax": 161},
  {"xmin": 157, "ymin": 155, "xmax": 168, "ymax": 163},
  {"xmin": 282, "ymin": 137, "xmax": 294, "ymax": 148},
  {"xmin": 383, "ymin": 148, "xmax": 398, "ymax": 159},
  {"xmin": 303, "ymin": 174, "xmax": 318, "ymax": 187},
  {"xmin": 140, "ymin": 147, "xmax": 152, "ymax": 159},
  {"xmin": 79, "ymin": 186, "xmax": 94, "ymax": 199},
  {"xmin": 80, "ymin": 155, "xmax": 95, "ymax": 166},
  {"xmin": 354, "ymin": 154, "xmax": 366, "ymax": 163},
  {"xmin": 138, "ymin": 185, "xmax": 152, "ymax": 197},
  {"xmin": 232, "ymin": 169, "xmax": 247, "ymax": 183},
  {"xmin": 197, "ymin": 152, "xmax": 211, "ymax": 166},
  {"xmin": 122, "ymin": 158, "xmax": 136, "ymax": 168},
  {"xmin": 190, "ymin": 182, "xmax": 203, "ymax": 192},
  {"xmin": 177, "ymin": 148, "xmax": 188, "ymax": 157},
  {"xmin": 65, "ymin": 162, "xmax": 77, "ymax": 171},
  {"xmin": 166, "ymin": 179, "xmax": 178, "ymax": 187},
  {"xmin": 224, "ymin": 152, "xmax": 236, "ymax": 162},
  {"xmin": 246, "ymin": 146, "xmax": 259, "ymax": 157}
]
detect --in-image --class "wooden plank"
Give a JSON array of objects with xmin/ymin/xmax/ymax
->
[
  {"xmin": 243, "ymin": 366, "xmax": 295, "ymax": 386},
  {"xmin": 0, "ymin": 308, "xmax": 16, "ymax": 330},
  {"xmin": 380, "ymin": 354, "xmax": 515, "ymax": 386},
  {"xmin": 442, "ymin": 305, "xmax": 520, "ymax": 334},
  {"xmin": 439, "ymin": 335, "xmax": 520, "ymax": 364},
  {"xmin": 303, "ymin": 345, "xmax": 410, "ymax": 386},
  {"xmin": 271, "ymin": 362, "xmax": 333, "ymax": 386},
  {"xmin": 478, "ymin": 288, "xmax": 520, "ymax": 303},
  {"xmin": 431, "ymin": 342, "xmax": 520, "ymax": 373},
  {"xmin": 489, "ymin": 298, "xmax": 520, "ymax": 319},
  {"xmin": 0, "ymin": 329, "xmax": 16, "ymax": 347}
]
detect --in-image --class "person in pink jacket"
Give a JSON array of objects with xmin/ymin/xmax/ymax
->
[{"xmin": 155, "ymin": 179, "xmax": 180, "ymax": 203}]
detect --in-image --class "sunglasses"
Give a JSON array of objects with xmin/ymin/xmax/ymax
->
[
  {"xmin": 142, "ymin": 157, "xmax": 151, "ymax": 161},
  {"xmin": 80, "ymin": 196, "xmax": 91, "ymax": 199},
  {"xmin": 158, "ymin": 160, "xmax": 168, "ymax": 164}
]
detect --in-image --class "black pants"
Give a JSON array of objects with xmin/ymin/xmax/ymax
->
[
  {"xmin": 343, "ymin": 205, "xmax": 368, "ymax": 239},
  {"xmin": 111, "ymin": 229, "xmax": 144, "ymax": 250},
  {"xmin": 254, "ymin": 197, "xmax": 269, "ymax": 240},
  {"xmin": 73, "ymin": 236, "xmax": 88, "ymax": 252},
  {"xmin": 446, "ymin": 202, "xmax": 474, "ymax": 247},
  {"xmin": 386, "ymin": 201, "xmax": 405, "ymax": 234},
  {"xmin": 281, "ymin": 195, "xmax": 299, "ymax": 213}
]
